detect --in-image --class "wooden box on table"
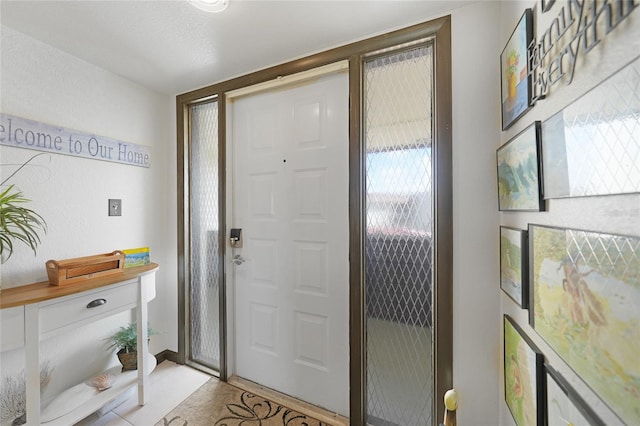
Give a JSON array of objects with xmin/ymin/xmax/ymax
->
[{"xmin": 46, "ymin": 250, "xmax": 125, "ymax": 286}]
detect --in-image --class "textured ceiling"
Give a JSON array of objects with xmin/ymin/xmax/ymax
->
[{"xmin": 1, "ymin": 0, "xmax": 477, "ymax": 95}]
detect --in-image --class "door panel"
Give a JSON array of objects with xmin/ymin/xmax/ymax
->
[
  {"xmin": 231, "ymin": 70, "xmax": 349, "ymax": 416},
  {"xmin": 364, "ymin": 44, "xmax": 435, "ymax": 425}
]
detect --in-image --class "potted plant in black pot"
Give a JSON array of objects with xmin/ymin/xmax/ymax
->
[{"xmin": 106, "ymin": 323, "xmax": 157, "ymax": 371}]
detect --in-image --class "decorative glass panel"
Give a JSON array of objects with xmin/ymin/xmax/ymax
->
[
  {"xmin": 541, "ymin": 57, "xmax": 640, "ymax": 199},
  {"xmin": 189, "ymin": 100, "xmax": 220, "ymax": 370},
  {"xmin": 364, "ymin": 44, "xmax": 434, "ymax": 426}
]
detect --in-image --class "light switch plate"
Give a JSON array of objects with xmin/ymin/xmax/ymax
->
[{"xmin": 108, "ymin": 199, "xmax": 122, "ymax": 216}]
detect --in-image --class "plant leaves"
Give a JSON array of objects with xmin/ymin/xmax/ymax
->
[{"xmin": 0, "ymin": 184, "xmax": 47, "ymax": 262}]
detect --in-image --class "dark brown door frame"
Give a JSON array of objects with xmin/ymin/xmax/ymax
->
[
  {"xmin": 176, "ymin": 95, "xmax": 227, "ymax": 378},
  {"xmin": 176, "ymin": 16, "xmax": 452, "ymax": 425}
]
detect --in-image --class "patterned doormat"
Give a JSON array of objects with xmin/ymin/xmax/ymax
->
[{"xmin": 155, "ymin": 378, "xmax": 331, "ymax": 426}]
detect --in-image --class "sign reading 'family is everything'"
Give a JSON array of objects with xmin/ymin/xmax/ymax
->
[{"xmin": 0, "ymin": 113, "xmax": 150, "ymax": 168}]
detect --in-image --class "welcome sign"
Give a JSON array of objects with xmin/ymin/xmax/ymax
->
[{"xmin": 0, "ymin": 113, "xmax": 151, "ymax": 168}]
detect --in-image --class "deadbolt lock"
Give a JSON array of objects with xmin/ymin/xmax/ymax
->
[{"xmin": 230, "ymin": 228, "xmax": 242, "ymax": 248}]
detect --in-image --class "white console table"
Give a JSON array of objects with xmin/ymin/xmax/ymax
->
[{"xmin": 0, "ymin": 263, "xmax": 158, "ymax": 425}]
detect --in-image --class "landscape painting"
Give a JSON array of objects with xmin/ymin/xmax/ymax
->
[
  {"xmin": 530, "ymin": 224, "xmax": 640, "ymax": 425},
  {"xmin": 497, "ymin": 122, "xmax": 544, "ymax": 211},
  {"xmin": 504, "ymin": 315, "xmax": 544, "ymax": 426},
  {"xmin": 545, "ymin": 364, "xmax": 605, "ymax": 426},
  {"xmin": 500, "ymin": 226, "xmax": 527, "ymax": 308}
]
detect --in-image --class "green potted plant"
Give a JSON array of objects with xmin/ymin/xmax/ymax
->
[
  {"xmin": 105, "ymin": 322, "xmax": 157, "ymax": 371},
  {"xmin": 0, "ymin": 154, "xmax": 47, "ymax": 264}
]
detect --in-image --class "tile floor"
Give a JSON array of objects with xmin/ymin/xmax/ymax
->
[{"xmin": 74, "ymin": 360, "xmax": 211, "ymax": 426}]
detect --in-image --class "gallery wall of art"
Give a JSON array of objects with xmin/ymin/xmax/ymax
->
[{"xmin": 497, "ymin": 1, "xmax": 640, "ymax": 425}]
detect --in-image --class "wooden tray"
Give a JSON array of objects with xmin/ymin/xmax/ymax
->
[{"xmin": 46, "ymin": 251, "xmax": 125, "ymax": 286}]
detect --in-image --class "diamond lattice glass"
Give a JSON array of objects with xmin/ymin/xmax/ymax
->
[
  {"xmin": 542, "ymin": 56, "xmax": 640, "ymax": 199},
  {"xmin": 364, "ymin": 44, "xmax": 434, "ymax": 426},
  {"xmin": 189, "ymin": 100, "xmax": 220, "ymax": 370}
]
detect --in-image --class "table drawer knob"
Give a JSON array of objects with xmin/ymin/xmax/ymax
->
[{"xmin": 86, "ymin": 298, "xmax": 107, "ymax": 309}]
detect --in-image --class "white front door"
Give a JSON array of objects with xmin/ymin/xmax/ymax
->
[{"xmin": 229, "ymin": 68, "xmax": 349, "ymax": 416}]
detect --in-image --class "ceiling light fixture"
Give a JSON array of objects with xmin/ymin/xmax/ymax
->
[{"xmin": 189, "ymin": 0, "xmax": 229, "ymax": 13}]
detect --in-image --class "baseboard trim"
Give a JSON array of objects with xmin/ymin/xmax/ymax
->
[
  {"xmin": 228, "ymin": 375, "xmax": 349, "ymax": 426},
  {"xmin": 155, "ymin": 349, "xmax": 179, "ymax": 364}
]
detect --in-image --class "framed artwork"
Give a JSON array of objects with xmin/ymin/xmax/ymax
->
[
  {"xmin": 504, "ymin": 315, "xmax": 545, "ymax": 426},
  {"xmin": 545, "ymin": 364, "xmax": 605, "ymax": 426},
  {"xmin": 529, "ymin": 224, "xmax": 640, "ymax": 425},
  {"xmin": 500, "ymin": 226, "xmax": 528, "ymax": 308},
  {"xmin": 500, "ymin": 9, "xmax": 533, "ymax": 130},
  {"xmin": 497, "ymin": 121, "xmax": 544, "ymax": 211},
  {"xmin": 541, "ymin": 56, "xmax": 640, "ymax": 199}
]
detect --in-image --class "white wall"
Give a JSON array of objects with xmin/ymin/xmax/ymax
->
[
  {"xmin": 2, "ymin": 1, "xmax": 636, "ymax": 423},
  {"xmin": 0, "ymin": 6, "xmax": 507, "ymax": 422},
  {"xmin": 498, "ymin": 1, "xmax": 640, "ymax": 425},
  {"xmin": 451, "ymin": 2, "xmax": 502, "ymax": 424},
  {"xmin": 0, "ymin": 26, "xmax": 177, "ymax": 403}
]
